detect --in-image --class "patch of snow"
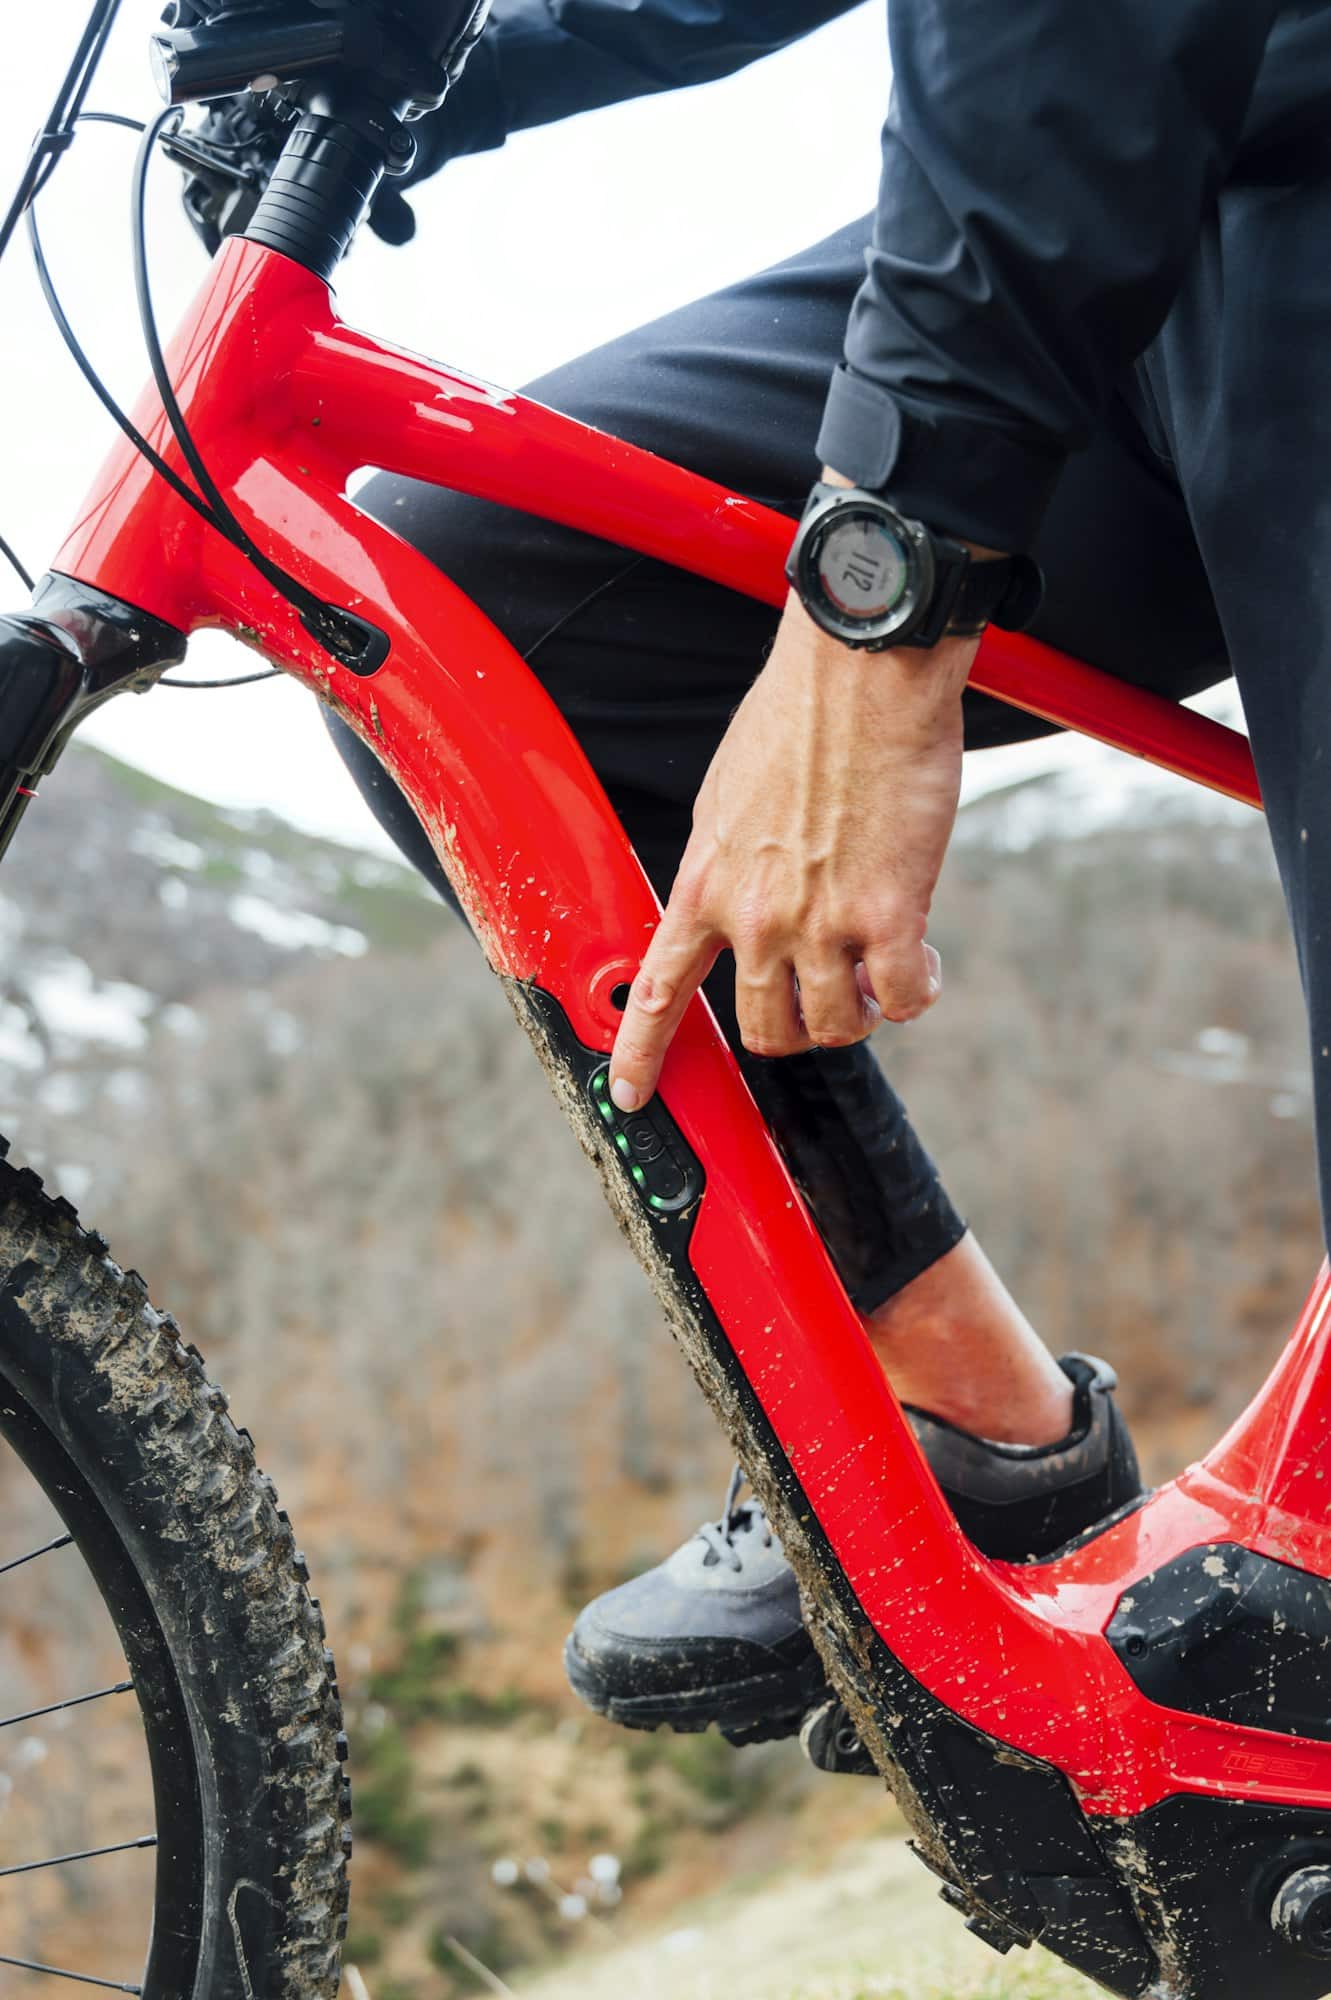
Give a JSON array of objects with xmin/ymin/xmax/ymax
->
[
  {"xmin": 54, "ymin": 1163, "xmax": 92, "ymax": 1203},
  {"xmin": 241, "ymin": 849, "xmax": 278, "ymax": 883},
  {"xmin": 1155, "ymin": 1049, "xmax": 1254, "ymax": 1086},
  {"xmin": 161, "ymin": 1003, "xmax": 205, "ymax": 1041},
  {"xmin": 351, "ymin": 854, "xmax": 410, "ymax": 889},
  {"xmin": 128, "ymin": 823, "xmax": 206, "ymax": 871},
  {"xmin": 955, "ymin": 756, "xmax": 1253, "ymax": 853},
  {"xmin": 104, "ymin": 1068, "xmax": 148, "ymax": 1112},
  {"xmin": 227, "ymin": 894, "xmax": 368, "ymax": 957},
  {"xmin": 310, "ymin": 857, "xmax": 344, "ymax": 892},
  {"xmin": 37, "ymin": 1073, "xmax": 87, "ymax": 1117},
  {"xmin": 1154, "ymin": 1040, "xmax": 1312, "ymax": 1096},
  {"xmin": 264, "ymin": 1010, "xmax": 304, "ymax": 1058},
  {"xmin": 661, "ymin": 1929, "xmax": 704, "ymax": 1957},
  {"xmin": 0, "ymin": 1003, "xmax": 42, "ymax": 1072},
  {"xmin": 159, "ymin": 876, "xmax": 189, "ymax": 912},
  {"xmin": 28, "ymin": 957, "xmax": 154, "ymax": 1051},
  {"xmin": 0, "ymin": 894, "xmax": 25, "ymax": 955},
  {"xmin": 1197, "ymin": 1026, "xmax": 1250, "ymax": 1061}
]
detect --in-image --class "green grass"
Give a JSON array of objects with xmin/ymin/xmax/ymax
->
[
  {"xmin": 352, "ymin": 1721, "xmax": 433, "ymax": 1867},
  {"xmin": 370, "ymin": 1569, "xmax": 535, "ymax": 1727}
]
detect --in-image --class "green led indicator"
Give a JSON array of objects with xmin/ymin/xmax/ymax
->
[
  {"xmin": 648, "ymin": 1194, "xmax": 668, "ymax": 1211},
  {"xmin": 631, "ymin": 1164, "xmax": 647, "ymax": 1187},
  {"xmin": 615, "ymin": 1133, "xmax": 630, "ymax": 1155}
]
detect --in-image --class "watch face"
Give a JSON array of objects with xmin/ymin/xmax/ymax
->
[{"xmin": 815, "ymin": 512, "xmax": 910, "ymax": 623}]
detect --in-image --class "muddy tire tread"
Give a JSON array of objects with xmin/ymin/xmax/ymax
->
[{"xmin": 0, "ymin": 1151, "xmax": 349, "ymax": 1998}]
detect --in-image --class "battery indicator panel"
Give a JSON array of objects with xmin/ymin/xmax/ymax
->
[{"xmin": 589, "ymin": 1066, "xmax": 704, "ymax": 1217}]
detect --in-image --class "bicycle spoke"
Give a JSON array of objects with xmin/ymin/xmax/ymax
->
[
  {"xmin": 0, "ymin": 1953, "xmax": 142, "ymax": 1992},
  {"xmin": 0, "ymin": 1532, "xmax": 73, "ymax": 1577},
  {"xmin": 0, "ymin": 1680, "xmax": 133, "ymax": 1731},
  {"xmin": 0, "ymin": 1834, "xmax": 155, "ymax": 1879}
]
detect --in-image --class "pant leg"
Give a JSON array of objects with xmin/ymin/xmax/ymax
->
[
  {"xmin": 331, "ymin": 217, "xmax": 1228, "ymax": 1308},
  {"xmin": 1141, "ymin": 147, "xmax": 1331, "ymax": 1252}
]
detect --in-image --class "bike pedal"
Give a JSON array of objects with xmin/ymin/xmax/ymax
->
[
  {"xmin": 799, "ymin": 1697, "xmax": 877, "ymax": 1776},
  {"xmin": 938, "ymin": 1881, "xmax": 1031, "ymax": 1957}
]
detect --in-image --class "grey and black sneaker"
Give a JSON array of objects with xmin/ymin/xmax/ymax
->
[
  {"xmin": 563, "ymin": 1353, "xmax": 1142, "ymax": 1755},
  {"xmin": 563, "ymin": 1462, "xmax": 830, "ymax": 1744}
]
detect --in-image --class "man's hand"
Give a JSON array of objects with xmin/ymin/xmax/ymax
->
[{"xmin": 608, "ymin": 592, "xmax": 980, "ymax": 1112}]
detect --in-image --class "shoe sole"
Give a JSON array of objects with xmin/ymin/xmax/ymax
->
[{"xmin": 563, "ymin": 1632, "xmax": 827, "ymax": 1742}]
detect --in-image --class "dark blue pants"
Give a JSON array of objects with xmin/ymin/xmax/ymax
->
[{"xmin": 330, "ymin": 181, "xmax": 1327, "ymax": 1308}]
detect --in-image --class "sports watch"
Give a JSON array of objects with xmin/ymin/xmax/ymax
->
[{"xmin": 785, "ymin": 482, "xmax": 1043, "ymax": 651}]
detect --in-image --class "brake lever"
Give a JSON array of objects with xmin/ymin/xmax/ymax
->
[{"xmin": 158, "ymin": 128, "xmax": 263, "ymax": 185}]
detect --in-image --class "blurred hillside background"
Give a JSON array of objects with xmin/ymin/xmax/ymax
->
[{"xmin": 0, "ymin": 736, "xmax": 1317, "ymax": 1999}]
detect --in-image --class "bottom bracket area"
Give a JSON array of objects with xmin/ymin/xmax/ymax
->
[
  {"xmin": 505, "ymin": 982, "xmax": 1331, "ymax": 2000},
  {"xmin": 1096, "ymin": 1796, "xmax": 1331, "ymax": 2000}
]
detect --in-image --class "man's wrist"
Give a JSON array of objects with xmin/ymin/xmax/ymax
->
[{"xmin": 780, "ymin": 589, "xmax": 977, "ymax": 714}]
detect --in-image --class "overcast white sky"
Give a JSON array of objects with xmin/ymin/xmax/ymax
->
[{"xmin": 0, "ymin": 3, "xmax": 1236, "ymax": 859}]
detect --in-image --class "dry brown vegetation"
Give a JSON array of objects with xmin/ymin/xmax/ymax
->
[{"xmin": 0, "ymin": 749, "xmax": 1320, "ymax": 1995}]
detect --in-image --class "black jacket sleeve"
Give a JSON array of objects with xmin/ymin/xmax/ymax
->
[
  {"xmin": 815, "ymin": 0, "xmax": 1285, "ymax": 550},
  {"xmin": 409, "ymin": 0, "xmax": 863, "ymax": 180}
]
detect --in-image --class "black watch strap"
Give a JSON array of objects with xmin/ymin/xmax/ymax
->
[{"xmin": 946, "ymin": 550, "xmax": 1044, "ymax": 638}]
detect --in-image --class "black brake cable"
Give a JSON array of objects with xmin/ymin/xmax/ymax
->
[
  {"xmin": 0, "ymin": 0, "xmax": 126, "ymax": 594},
  {"xmin": 12, "ymin": 109, "xmax": 285, "ymax": 686},
  {"xmin": 27, "ymin": 183, "xmax": 232, "ymax": 535},
  {"xmin": 129, "ymin": 107, "xmax": 389, "ymax": 675},
  {"xmin": 0, "ymin": 535, "xmax": 34, "ymax": 594},
  {"xmin": 129, "ymin": 105, "xmax": 293, "ymax": 688},
  {"xmin": 23, "ymin": 154, "xmax": 275, "ymax": 700},
  {"xmin": 0, "ymin": 0, "xmax": 124, "ymax": 266},
  {"xmin": 2, "ymin": 11, "xmax": 373, "ymax": 684},
  {"xmin": 130, "ymin": 107, "xmax": 342, "ymax": 636}
]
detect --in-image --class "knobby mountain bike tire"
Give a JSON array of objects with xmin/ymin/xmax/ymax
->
[{"xmin": 0, "ymin": 1148, "xmax": 349, "ymax": 1998}]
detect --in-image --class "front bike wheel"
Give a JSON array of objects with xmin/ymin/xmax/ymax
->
[{"xmin": 0, "ymin": 1150, "xmax": 349, "ymax": 1997}]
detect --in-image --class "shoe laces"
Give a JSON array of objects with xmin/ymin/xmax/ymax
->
[{"xmin": 696, "ymin": 1464, "xmax": 773, "ymax": 1571}]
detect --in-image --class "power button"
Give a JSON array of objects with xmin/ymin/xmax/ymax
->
[{"xmin": 589, "ymin": 1067, "xmax": 703, "ymax": 1218}]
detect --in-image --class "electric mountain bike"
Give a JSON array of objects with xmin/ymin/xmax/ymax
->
[{"xmin": 0, "ymin": 3, "xmax": 1327, "ymax": 1996}]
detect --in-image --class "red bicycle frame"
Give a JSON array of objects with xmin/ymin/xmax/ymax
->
[{"xmin": 24, "ymin": 231, "xmax": 1331, "ymax": 1998}]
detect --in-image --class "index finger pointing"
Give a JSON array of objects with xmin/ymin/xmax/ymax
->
[{"xmin": 610, "ymin": 905, "xmax": 719, "ymax": 1112}]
